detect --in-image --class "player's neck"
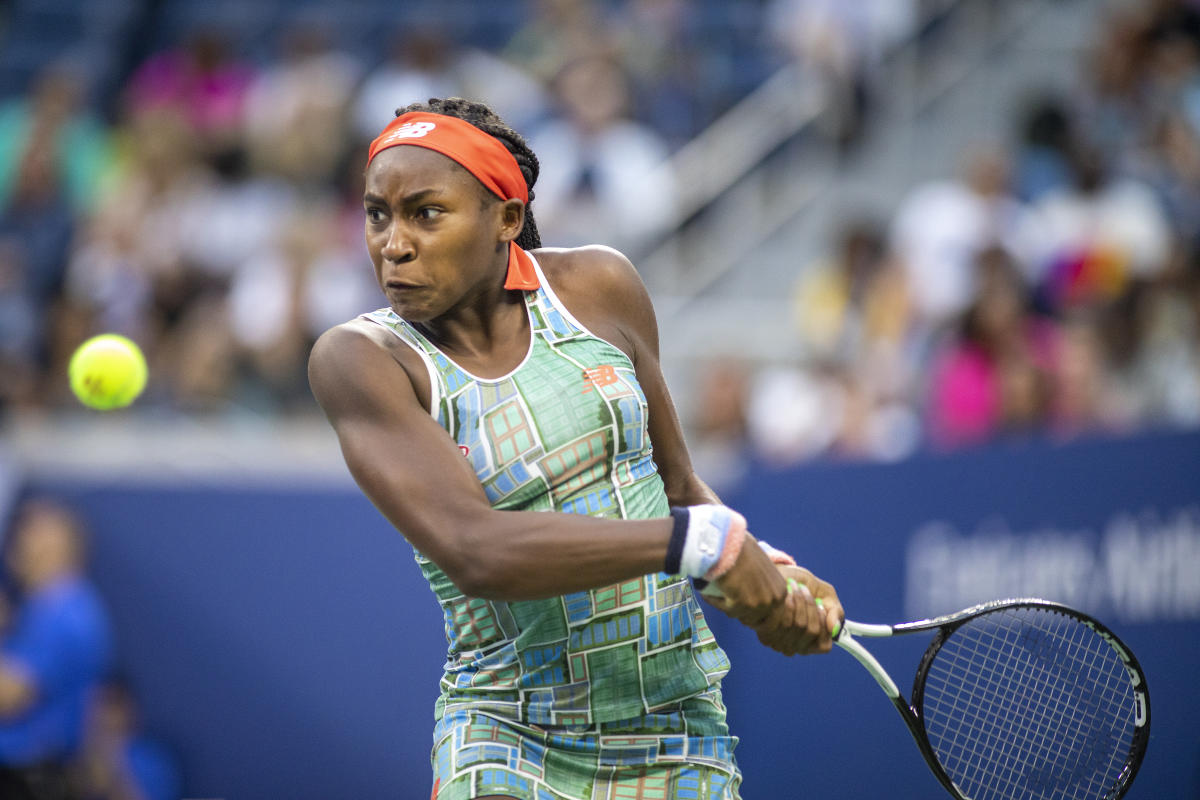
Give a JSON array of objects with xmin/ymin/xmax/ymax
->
[{"xmin": 415, "ymin": 290, "xmax": 531, "ymax": 377}]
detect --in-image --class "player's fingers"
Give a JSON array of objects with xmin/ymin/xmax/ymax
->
[
  {"xmin": 783, "ymin": 584, "xmax": 810, "ymax": 655},
  {"xmin": 812, "ymin": 580, "xmax": 844, "ymax": 639},
  {"xmin": 811, "ymin": 597, "xmax": 839, "ymax": 654},
  {"xmin": 825, "ymin": 601, "xmax": 844, "ymax": 640},
  {"xmin": 779, "ymin": 568, "xmax": 834, "ymax": 635},
  {"xmin": 796, "ymin": 581, "xmax": 827, "ymax": 648},
  {"xmin": 781, "ymin": 579, "xmax": 824, "ymax": 655},
  {"xmin": 756, "ymin": 588, "xmax": 806, "ymax": 656}
]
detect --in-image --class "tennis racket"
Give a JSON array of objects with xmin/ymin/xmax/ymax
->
[{"xmin": 828, "ymin": 598, "xmax": 1150, "ymax": 800}]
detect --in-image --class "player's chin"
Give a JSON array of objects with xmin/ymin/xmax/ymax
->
[{"xmin": 388, "ymin": 299, "xmax": 440, "ymax": 322}]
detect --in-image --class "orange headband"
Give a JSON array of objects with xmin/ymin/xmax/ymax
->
[{"xmin": 367, "ymin": 111, "xmax": 537, "ymax": 290}]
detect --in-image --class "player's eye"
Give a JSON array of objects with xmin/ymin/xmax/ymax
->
[
  {"xmin": 416, "ymin": 207, "xmax": 442, "ymax": 221},
  {"xmin": 365, "ymin": 207, "xmax": 386, "ymax": 224}
]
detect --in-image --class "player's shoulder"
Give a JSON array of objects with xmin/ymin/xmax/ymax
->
[
  {"xmin": 531, "ymin": 245, "xmax": 658, "ymax": 359},
  {"xmin": 310, "ymin": 317, "xmax": 392, "ymax": 370},
  {"xmin": 533, "ymin": 245, "xmax": 649, "ymax": 308},
  {"xmin": 308, "ymin": 317, "xmax": 425, "ymax": 407}
]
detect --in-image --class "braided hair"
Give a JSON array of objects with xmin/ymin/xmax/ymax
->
[{"xmin": 396, "ymin": 97, "xmax": 543, "ymax": 250}]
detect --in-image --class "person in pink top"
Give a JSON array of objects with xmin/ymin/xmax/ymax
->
[{"xmin": 928, "ymin": 246, "xmax": 1059, "ymax": 448}]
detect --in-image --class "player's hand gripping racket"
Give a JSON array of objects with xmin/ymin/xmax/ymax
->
[{"xmin": 826, "ymin": 598, "xmax": 1150, "ymax": 800}]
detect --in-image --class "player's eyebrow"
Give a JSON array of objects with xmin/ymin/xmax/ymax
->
[{"xmin": 363, "ymin": 189, "xmax": 443, "ymax": 207}]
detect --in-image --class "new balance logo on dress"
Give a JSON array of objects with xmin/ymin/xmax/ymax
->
[{"xmin": 582, "ymin": 366, "xmax": 619, "ymax": 393}]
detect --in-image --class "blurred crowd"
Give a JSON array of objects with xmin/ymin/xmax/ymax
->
[
  {"xmin": 1, "ymin": 0, "xmax": 1197, "ymax": 469},
  {"xmin": 692, "ymin": 0, "xmax": 1200, "ymax": 470},
  {"xmin": 0, "ymin": 0, "xmax": 814, "ymax": 418}
]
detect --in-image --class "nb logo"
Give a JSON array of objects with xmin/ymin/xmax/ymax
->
[
  {"xmin": 582, "ymin": 365, "xmax": 619, "ymax": 394},
  {"xmin": 386, "ymin": 121, "xmax": 437, "ymax": 141}
]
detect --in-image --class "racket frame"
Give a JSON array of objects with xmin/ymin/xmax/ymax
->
[{"xmin": 834, "ymin": 598, "xmax": 1151, "ymax": 800}]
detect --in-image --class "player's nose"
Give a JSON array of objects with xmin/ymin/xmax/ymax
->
[{"xmin": 381, "ymin": 224, "xmax": 415, "ymax": 263}]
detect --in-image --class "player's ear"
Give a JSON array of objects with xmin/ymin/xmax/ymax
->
[{"xmin": 498, "ymin": 199, "xmax": 525, "ymax": 244}]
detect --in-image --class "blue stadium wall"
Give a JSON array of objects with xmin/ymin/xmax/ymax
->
[{"xmin": 24, "ymin": 430, "xmax": 1200, "ymax": 799}]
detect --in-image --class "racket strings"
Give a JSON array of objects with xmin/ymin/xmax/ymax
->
[
  {"xmin": 935, "ymin": 622, "xmax": 1130, "ymax": 799},
  {"xmin": 919, "ymin": 607, "xmax": 1136, "ymax": 800}
]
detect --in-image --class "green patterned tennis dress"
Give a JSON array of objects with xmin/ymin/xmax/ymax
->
[{"xmin": 362, "ymin": 254, "xmax": 741, "ymax": 800}]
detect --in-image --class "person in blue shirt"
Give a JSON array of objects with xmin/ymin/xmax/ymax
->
[{"xmin": 0, "ymin": 499, "xmax": 113, "ymax": 800}]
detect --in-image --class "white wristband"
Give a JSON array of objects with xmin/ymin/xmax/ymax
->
[{"xmin": 679, "ymin": 504, "xmax": 733, "ymax": 578}]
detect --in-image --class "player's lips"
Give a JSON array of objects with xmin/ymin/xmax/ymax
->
[{"xmin": 385, "ymin": 280, "xmax": 423, "ymax": 291}]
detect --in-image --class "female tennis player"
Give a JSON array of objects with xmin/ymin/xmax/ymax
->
[{"xmin": 308, "ymin": 97, "xmax": 842, "ymax": 800}]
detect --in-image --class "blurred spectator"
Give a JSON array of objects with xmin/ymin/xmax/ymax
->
[
  {"xmin": 927, "ymin": 247, "xmax": 1058, "ymax": 449},
  {"xmin": 1134, "ymin": 110, "xmax": 1200, "ymax": 249},
  {"xmin": 1050, "ymin": 309, "xmax": 1133, "ymax": 437},
  {"xmin": 1013, "ymin": 95, "xmax": 1078, "ymax": 204},
  {"xmin": 1082, "ymin": 1, "xmax": 1200, "ymax": 171},
  {"xmin": 890, "ymin": 146, "xmax": 1042, "ymax": 327},
  {"xmin": 1141, "ymin": 1, "xmax": 1200, "ymax": 129},
  {"xmin": 503, "ymin": 0, "xmax": 610, "ymax": 85},
  {"xmin": 744, "ymin": 359, "xmax": 921, "ymax": 467},
  {"xmin": 791, "ymin": 218, "xmax": 915, "ymax": 366},
  {"xmin": 1083, "ymin": 8, "xmax": 1151, "ymax": 159},
  {"xmin": 123, "ymin": 29, "xmax": 255, "ymax": 159},
  {"xmin": 0, "ymin": 63, "xmax": 112, "ymax": 411},
  {"xmin": 1027, "ymin": 144, "xmax": 1172, "ymax": 313},
  {"xmin": 687, "ymin": 358, "xmax": 753, "ymax": 491},
  {"xmin": 609, "ymin": 0, "xmax": 705, "ymax": 147},
  {"xmin": 531, "ymin": 55, "xmax": 677, "ymax": 256},
  {"xmin": 353, "ymin": 29, "xmax": 549, "ymax": 146},
  {"xmin": 242, "ymin": 24, "xmax": 361, "ymax": 186},
  {"xmin": 228, "ymin": 200, "xmax": 378, "ymax": 412},
  {"xmin": 0, "ymin": 500, "xmax": 113, "ymax": 800},
  {"xmin": 0, "ymin": 125, "xmax": 75, "ymax": 306},
  {"xmin": 787, "ymin": 218, "xmax": 922, "ymax": 461},
  {"xmin": 0, "ymin": 63, "xmax": 113, "ymax": 215},
  {"xmin": 0, "ymin": 242, "xmax": 41, "ymax": 411},
  {"xmin": 766, "ymin": 0, "xmax": 916, "ymax": 147},
  {"xmin": 451, "ymin": 49, "xmax": 551, "ymax": 138},
  {"xmin": 745, "ymin": 364, "xmax": 844, "ymax": 465},
  {"xmin": 353, "ymin": 28, "xmax": 461, "ymax": 143},
  {"xmin": 71, "ymin": 676, "xmax": 181, "ymax": 800},
  {"xmin": 1122, "ymin": 270, "xmax": 1200, "ymax": 427},
  {"xmin": 825, "ymin": 363, "xmax": 921, "ymax": 462}
]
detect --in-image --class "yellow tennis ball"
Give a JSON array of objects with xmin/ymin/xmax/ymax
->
[{"xmin": 68, "ymin": 334, "xmax": 148, "ymax": 410}]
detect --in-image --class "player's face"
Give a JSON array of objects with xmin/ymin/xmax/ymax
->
[{"xmin": 363, "ymin": 147, "xmax": 511, "ymax": 322}]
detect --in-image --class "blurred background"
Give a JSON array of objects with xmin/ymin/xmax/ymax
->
[{"xmin": 0, "ymin": 0, "xmax": 1196, "ymax": 798}]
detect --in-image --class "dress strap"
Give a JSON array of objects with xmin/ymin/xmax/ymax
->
[{"xmin": 359, "ymin": 309, "xmax": 447, "ymax": 425}]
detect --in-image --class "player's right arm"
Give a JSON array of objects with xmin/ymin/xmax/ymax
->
[{"xmin": 309, "ymin": 322, "xmax": 680, "ymax": 602}]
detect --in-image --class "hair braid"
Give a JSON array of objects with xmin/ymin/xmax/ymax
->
[{"xmin": 396, "ymin": 97, "xmax": 543, "ymax": 250}]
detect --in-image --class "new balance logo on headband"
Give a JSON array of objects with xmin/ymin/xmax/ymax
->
[{"xmin": 381, "ymin": 121, "xmax": 437, "ymax": 143}]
